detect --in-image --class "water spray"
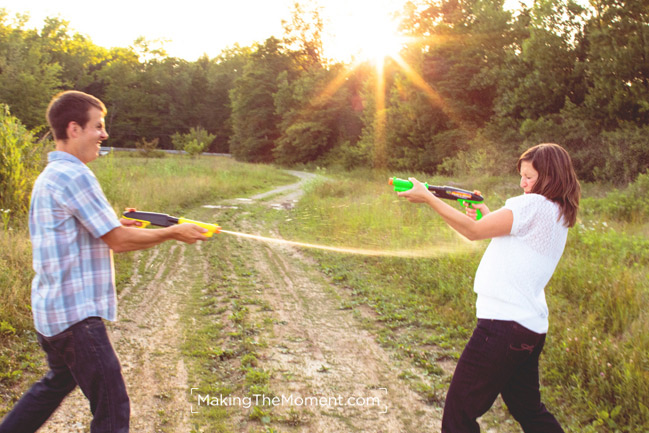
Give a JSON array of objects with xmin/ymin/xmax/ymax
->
[{"xmin": 122, "ymin": 210, "xmax": 465, "ymax": 259}]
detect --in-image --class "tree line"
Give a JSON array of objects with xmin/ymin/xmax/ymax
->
[{"xmin": 1, "ymin": 0, "xmax": 648, "ymax": 184}]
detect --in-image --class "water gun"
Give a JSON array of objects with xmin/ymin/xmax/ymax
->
[
  {"xmin": 389, "ymin": 177, "xmax": 484, "ymax": 220},
  {"xmin": 122, "ymin": 210, "xmax": 221, "ymax": 237}
]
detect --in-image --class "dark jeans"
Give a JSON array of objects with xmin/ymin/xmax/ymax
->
[
  {"xmin": 442, "ymin": 319, "xmax": 564, "ymax": 433},
  {"xmin": 0, "ymin": 317, "xmax": 129, "ymax": 433}
]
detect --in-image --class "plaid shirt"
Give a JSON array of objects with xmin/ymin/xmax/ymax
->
[{"xmin": 29, "ymin": 151, "xmax": 121, "ymax": 337}]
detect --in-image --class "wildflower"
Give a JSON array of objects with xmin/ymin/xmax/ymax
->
[{"xmin": 600, "ymin": 372, "xmax": 605, "ymax": 378}]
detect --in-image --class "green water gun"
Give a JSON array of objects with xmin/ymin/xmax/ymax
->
[
  {"xmin": 389, "ymin": 177, "xmax": 484, "ymax": 220},
  {"xmin": 122, "ymin": 210, "xmax": 221, "ymax": 237}
]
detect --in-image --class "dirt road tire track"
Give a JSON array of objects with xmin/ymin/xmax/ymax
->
[{"xmin": 239, "ymin": 231, "xmax": 441, "ymax": 432}]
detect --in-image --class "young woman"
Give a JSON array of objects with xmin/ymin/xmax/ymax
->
[{"xmin": 398, "ymin": 143, "xmax": 580, "ymax": 433}]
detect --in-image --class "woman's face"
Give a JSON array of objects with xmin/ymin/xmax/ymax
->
[{"xmin": 519, "ymin": 160, "xmax": 539, "ymax": 194}]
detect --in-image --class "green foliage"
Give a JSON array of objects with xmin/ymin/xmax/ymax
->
[
  {"xmin": 0, "ymin": 104, "xmax": 48, "ymax": 216},
  {"xmin": 581, "ymin": 171, "xmax": 649, "ymax": 223},
  {"xmin": 597, "ymin": 124, "xmax": 649, "ymax": 184},
  {"xmin": 0, "ymin": 13, "xmax": 62, "ymax": 130},
  {"xmin": 273, "ymin": 66, "xmax": 361, "ymax": 165},
  {"xmin": 0, "ymin": 228, "xmax": 39, "ymax": 402},
  {"xmin": 583, "ymin": 0, "xmax": 649, "ymax": 128},
  {"xmin": 229, "ymin": 38, "xmax": 291, "ymax": 163},
  {"xmin": 171, "ymin": 127, "xmax": 215, "ymax": 157}
]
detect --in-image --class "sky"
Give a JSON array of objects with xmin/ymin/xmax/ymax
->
[{"xmin": 3, "ymin": 0, "xmax": 414, "ymax": 62}]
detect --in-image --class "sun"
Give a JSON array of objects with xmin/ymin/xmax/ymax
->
[{"xmin": 322, "ymin": 2, "xmax": 407, "ymax": 64}]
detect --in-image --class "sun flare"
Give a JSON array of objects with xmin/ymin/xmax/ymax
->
[{"xmin": 322, "ymin": 2, "xmax": 407, "ymax": 64}]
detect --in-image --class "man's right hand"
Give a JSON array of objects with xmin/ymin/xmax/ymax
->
[
  {"xmin": 170, "ymin": 223, "xmax": 209, "ymax": 243},
  {"xmin": 103, "ymin": 222, "xmax": 210, "ymax": 253}
]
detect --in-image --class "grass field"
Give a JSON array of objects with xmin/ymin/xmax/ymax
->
[
  {"xmin": 1, "ymin": 155, "xmax": 647, "ymax": 432},
  {"xmin": 279, "ymin": 169, "xmax": 649, "ymax": 432}
]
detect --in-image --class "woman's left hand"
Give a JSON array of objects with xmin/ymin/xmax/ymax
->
[{"xmin": 397, "ymin": 178, "xmax": 434, "ymax": 204}]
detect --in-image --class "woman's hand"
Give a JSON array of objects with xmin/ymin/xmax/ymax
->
[
  {"xmin": 463, "ymin": 191, "xmax": 490, "ymax": 220},
  {"xmin": 397, "ymin": 178, "xmax": 435, "ymax": 204}
]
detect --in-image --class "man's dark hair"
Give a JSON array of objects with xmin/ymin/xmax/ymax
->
[{"xmin": 46, "ymin": 90, "xmax": 107, "ymax": 141}]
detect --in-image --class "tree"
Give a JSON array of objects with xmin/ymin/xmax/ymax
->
[
  {"xmin": 39, "ymin": 17, "xmax": 109, "ymax": 92},
  {"xmin": 0, "ymin": 11, "xmax": 62, "ymax": 130},
  {"xmin": 229, "ymin": 37, "xmax": 294, "ymax": 162},
  {"xmin": 282, "ymin": 1, "xmax": 325, "ymax": 70},
  {"xmin": 583, "ymin": 0, "xmax": 649, "ymax": 128},
  {"xmin": 273, "ymin": 65, "xmax": 359, "ymax": 165},
  {"xmin": 206, "ymin": 45, "xmax": 250, "ymax": 152}
]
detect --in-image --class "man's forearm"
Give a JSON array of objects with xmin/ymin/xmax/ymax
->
[{"xmin": 102, "ymin": 225, "xmax": 178, "ymax": 253}]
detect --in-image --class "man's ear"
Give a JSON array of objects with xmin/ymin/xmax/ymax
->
[{"xmin": 66, "ymin": 121, "xmax": 81, "ymax": 139}]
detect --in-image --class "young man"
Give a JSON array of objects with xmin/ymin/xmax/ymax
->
[{"xmin": 0, "ymin": 90, "xmax": 208, "ymax": 432}]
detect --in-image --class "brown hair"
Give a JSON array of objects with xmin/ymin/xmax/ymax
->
[
  {"xmin": 517, "ymin": 143, "xmax": 581, "ymax": 228},
  {"xmin": 46, "ymin": 90, "xmax": 106, "ymax": 141}
]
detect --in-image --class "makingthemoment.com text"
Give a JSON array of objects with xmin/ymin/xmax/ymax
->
[{"xmin": 193, "ymin": 391, "xmax": 383, "ymax": 410}]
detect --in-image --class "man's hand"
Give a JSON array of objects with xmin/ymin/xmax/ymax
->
[
  {"xmin": 169, "ymin": 223, "xmax": 209, "ymax": 244},
  {"xmin": 103, "ymin": 222, "xmax": 209, "ymax": 253},
  {"xmin": 120, "ymin": 218, "xmax": 142, "ymax": 227}
]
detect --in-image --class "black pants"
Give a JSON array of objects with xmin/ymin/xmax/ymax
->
[
  {"xmin": 0, "ymin": 317, "xmax": 130, "ymax": 432},
  {"xmin": 442, "ymin": 319, "xmax": 564, "ymax": 433}
]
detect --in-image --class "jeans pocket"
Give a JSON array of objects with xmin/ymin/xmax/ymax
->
[
  {"xmin": 63, "ymin": 346, "xmax": 76, "ymax": 369},
  {"xmin": 508, "ymin": 342, "xmax": 535, "ymax": 353},
  {"xmin": 506, "ymin": 328, "xmax": 543, "ymax": 362}
]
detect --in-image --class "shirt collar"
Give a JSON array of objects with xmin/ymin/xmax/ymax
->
[{"xmin": 48, "ymin": 150, "xmax": 84, "ymax": 165}]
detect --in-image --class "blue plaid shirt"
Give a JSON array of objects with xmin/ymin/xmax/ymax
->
[{"xmin": 29, "ymin": 151, "xmax": 121, "ymax": 337}]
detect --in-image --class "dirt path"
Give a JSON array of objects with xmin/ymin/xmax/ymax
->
[
  {"xmin": 239, "ymin": 229, "xmax": 440, "ymax": 432},
  {"xmin": 212, "ymin": 171, "xmax": 441, "ymax": 432},
  {"xmin": 37, "ymin": 170, "xmax": 443, "ymax": 432}
]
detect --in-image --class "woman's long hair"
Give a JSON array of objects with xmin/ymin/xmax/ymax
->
[{"xmin": 517, "ymin": 143, "xmax": 581, "ymax": 228}]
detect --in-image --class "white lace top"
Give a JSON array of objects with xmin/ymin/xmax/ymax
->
[{"xmin": 473, "ymin": 193, "xmax": 568, "ymax": 333}]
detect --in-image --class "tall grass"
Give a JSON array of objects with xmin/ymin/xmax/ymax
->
[
  {"xmin": 281, "ymin": 171, "xmax": 649, "ymax": 432},
  {"xmin": 91, "ymin": 152, "xmax": 295, "ymax": 214}
]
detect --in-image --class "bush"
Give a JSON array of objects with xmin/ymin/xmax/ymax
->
[
  {"xmin": 171, "ymin": 126, "xmax": 215, "ymax": 157},
  {"xmin": 0, "ymin": 104, "xmax": 48, "ymax": 217},
  {"xmin": 135, "ymin": 137, "xmax": 165, "ymax": 158},
  {"xmin": 581, "ymin": 171, "xmax": 649, "ymax": 223}
]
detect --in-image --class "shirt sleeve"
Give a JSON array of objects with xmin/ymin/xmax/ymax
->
[
  {"xmin": 59, "ymin": 169, "xmax": 121, "ymax": 238},
  {"xmin": 504, "ymin": 194, "xmax": 545, "ymax": 237}
]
